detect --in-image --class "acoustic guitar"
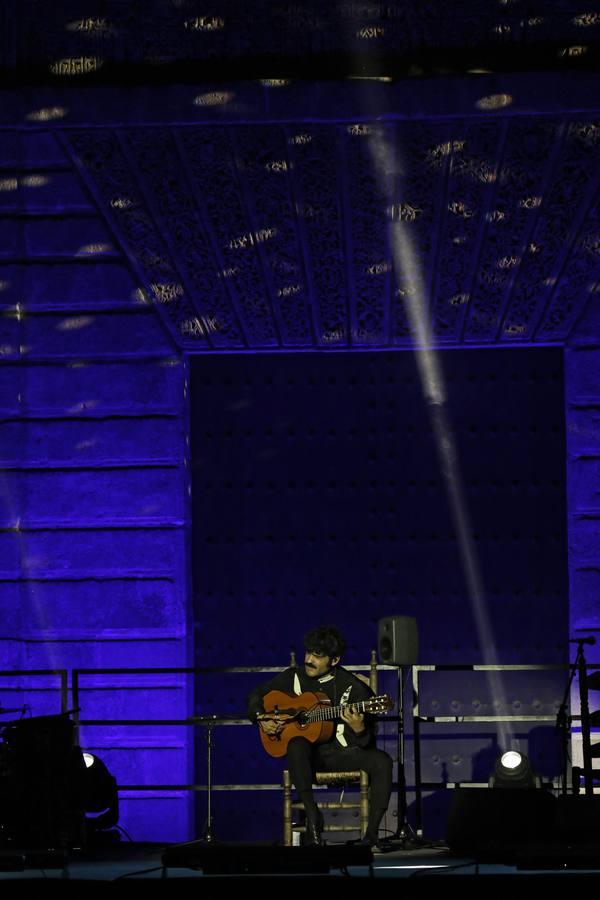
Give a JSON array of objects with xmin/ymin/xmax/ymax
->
[{"xmin": 258, "ymin": 689, "xmax": 394, "ymax": 757}]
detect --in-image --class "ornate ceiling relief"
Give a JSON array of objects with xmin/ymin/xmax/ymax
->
[
  {"xmin": 288, "ymin": 125, "xmax": 350, "ymax": 347},
  {"xmin": 389, "ymin": 122, "xmax": 452, "ymax": 345},
  {"xmin": 66, "ymin": 128, "xmax": 211, "ymax": 348},
  {"xmin": 537, "ymin": 123, "xmax": 600, "ymax": 341},
  {"xmin": 343, "ymin": 121, "xmax": 392, "ymax": 347},
  {"xmin": 503, "ymin": 119, "xmax": 600, "ymax": 341},
  {"xmin": 230, "ymin": 125, "xmax": 314, "ymax": 346},
  {"xmin": 122, "ymin": 127, "xmax": 244, "ymax": 349},
  {"xmin": 60, "ymin": 111, "xmax": 600, "ymax": 353},
  {"xmin": 464, "ymin": 118, "xmax": 560, "ymax": 342},
  {"xmin": 431, "ymin": 121, "xmax": 502, "ymax": 342},
  {"xmin": 178, "ymin": 127, "xmax": 280, "ymax": 347}
]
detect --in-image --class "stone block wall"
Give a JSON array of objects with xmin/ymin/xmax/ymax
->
[{"xmin": 0, "ymin": 129, "xmax": 193, "ymax": 841}]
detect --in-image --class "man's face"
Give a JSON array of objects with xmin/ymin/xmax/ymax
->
[{"xmin": 304, "ymin": 649, "xmax": 339, "ymax": 679}]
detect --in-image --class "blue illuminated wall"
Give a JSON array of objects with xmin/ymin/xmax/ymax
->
[
  {"xmin": 0, "ymin": 130, "xmax": 193, "ymax": 842},
  {"xmin": 1, "ymin": 124, "xmax": 598, "ymax": 846}
]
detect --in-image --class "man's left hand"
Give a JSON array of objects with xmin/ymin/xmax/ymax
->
[{"xmin": 341, "ymin": 707, "xmax": 366, "ymax": 734}]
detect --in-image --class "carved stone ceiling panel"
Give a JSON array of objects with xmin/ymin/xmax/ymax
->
[{"xmin": 60, "ymin": 112, "xmax": 600, "ymax": 352}]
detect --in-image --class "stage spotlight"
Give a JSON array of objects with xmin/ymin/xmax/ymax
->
[
  {"xmin": 0, "ymin": 713, "xmax": 89, "ymax": 849},
  {"xmin": 78, "ymin": 751, "xmax": 119, "ymax": 832},
  {"xmin": 447, "ymin": 750, "xmax": 547, "ymax": 857},
  {"xmin": 489, "ymin": 750, "xmax": 541, "ymax": 789}
]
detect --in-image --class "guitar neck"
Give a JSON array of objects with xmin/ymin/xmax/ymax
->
[{"xmin": 306, "ymin": 699, "xmax": 372, "ymax": 723}]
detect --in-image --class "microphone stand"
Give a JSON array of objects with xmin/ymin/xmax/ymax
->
[
  {"xmin": 196, "ymin": 715, "xmax": 218, "ymax": 843},
  {"xmin": 192, "ymin": 712, "xmax": 249, "ymax": 845},
  {"xmin": 561, "ymin": 638, "xmax": 596, "ymax": 797},
  {"xmin": 576, "ymin": 642, "xmax": 594, "ymax": 797},
  {"xmin": 556, "ymin": 653, "xmax": 577, "ymax": 796}
]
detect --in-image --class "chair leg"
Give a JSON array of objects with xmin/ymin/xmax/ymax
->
[
  {"xmin": 283, "ymin": 769, "xmax": 293, "ymax": 846},
  {"xmin": 359, "ymin": 770, "xmax": 369, "ymax": 838}
]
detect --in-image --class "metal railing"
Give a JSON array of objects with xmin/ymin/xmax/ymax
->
[
  {"xmin": 410, "ymin": 662, "xmax": 591, "ymax": 833},
  {"xmin": 70, "ymin": 654, "xmax": 391, "ymax": 793},
  {"xmin": 3, "ymin": 660, "xmax": 597, "ymax": 833}
]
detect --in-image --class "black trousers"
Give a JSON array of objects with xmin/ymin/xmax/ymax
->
[{"xmin": 286, "ymin": 737, "xmax": 393, "ymax": 811}]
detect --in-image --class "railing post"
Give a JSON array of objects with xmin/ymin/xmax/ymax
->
[
  {"xmin": 72, "ymin": 670, "xmax": 80, "ymax": 745},
  {"xmin": 369, "ymin": 649, "xmax": 378, "ymax": 692}
]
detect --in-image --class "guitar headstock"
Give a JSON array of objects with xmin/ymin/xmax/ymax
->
[{"xmin": 366, "ymin": 694, "xmax": 394, "ymax": 713}]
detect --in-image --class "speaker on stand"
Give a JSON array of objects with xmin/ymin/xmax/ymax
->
[{"xmin": 377, "ymin": 616, "xmax": 426, "ymax": 849}]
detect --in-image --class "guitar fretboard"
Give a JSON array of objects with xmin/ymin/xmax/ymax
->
[{"xmin": 305, "ymin": 699, "xmax": 376, "ymax": 722}]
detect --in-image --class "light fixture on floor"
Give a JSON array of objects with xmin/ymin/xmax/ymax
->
[
  {"xmin": 489, "ymin": 750, "xmax": 542, "ymax": 789},
  {"xmin": 447, "ymin": 749, "xmax": 549, "ymax": 858},
  {"xmin": 0, "ymin": 712, "xmax": 88, "ymax": 850},
  {"xmin": 79, "ymin": 751, "xmax": 119, "ymax": 833}
]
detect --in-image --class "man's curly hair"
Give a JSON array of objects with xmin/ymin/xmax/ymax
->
[{"xmin": 303, "ymin": 625, "xmax": 346, "ymax": 659}]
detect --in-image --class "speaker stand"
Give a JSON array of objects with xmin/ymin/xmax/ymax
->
[{"xmin": 386, "ymin": 665, "xmax": 432, "ymax": 851}]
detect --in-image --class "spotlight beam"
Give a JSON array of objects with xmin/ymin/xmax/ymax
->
[{"xmin": 367, "ymin": 125, "xmax": 512, "ymax": 748}]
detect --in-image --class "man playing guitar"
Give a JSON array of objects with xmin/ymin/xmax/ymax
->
[{"xmin": 247, "ymin": 625, "xmax": 393, "ymax": 848}]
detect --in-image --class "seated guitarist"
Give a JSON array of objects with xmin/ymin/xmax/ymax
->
[{"xmin": 247, "ymin": 624, "xmax": 392, "ymax": 848}]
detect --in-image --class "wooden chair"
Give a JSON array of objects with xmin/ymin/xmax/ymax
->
[{"xmin": 282, "ymin": 650, "xmax": 379, "ymax": 846}]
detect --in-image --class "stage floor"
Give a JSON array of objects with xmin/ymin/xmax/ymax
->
[{"xmin": 1, "ymin": 839, "xmax": 600, "ymax": 895}]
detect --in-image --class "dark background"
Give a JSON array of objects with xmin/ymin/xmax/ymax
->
[{"xmin": 190, "ymin": 346, "xmax": 568, "ymax": 840}]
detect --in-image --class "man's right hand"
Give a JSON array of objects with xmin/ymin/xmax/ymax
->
[{"xmin": 257, "ymin": 714, "xmax": 285, "ymax": 735}]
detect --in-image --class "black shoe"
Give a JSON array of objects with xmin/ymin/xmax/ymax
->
[
  {"xmin": 346, "ymin": 835, "xmax": 381, "ymax": 855},
  {"xmin": 304, "ymin": 809, "xmax": 324, "ymax": 846},
  {"xmin": 351, "ymin": 832, "xmax": 380, "ymax": 849},
  {"xmin": 370, "ymin": 837, "xmax": 395, "ymax": 854}
]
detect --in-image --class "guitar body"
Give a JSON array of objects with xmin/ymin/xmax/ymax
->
[{"xmin": 259, "ymin": 690, "xmax": 334, "ymax": 758}]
